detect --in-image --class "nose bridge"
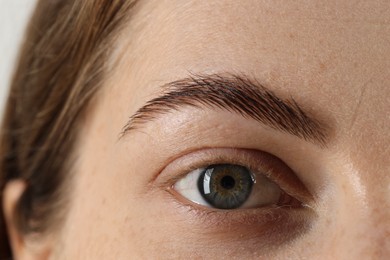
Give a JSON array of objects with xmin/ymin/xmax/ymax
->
[
  {"xmin": 341, "ymin": 202, "xmax": 389, "ymax": 258},
  {"xmin": 328, "ymin": 152, "xmax": 390, "ymax": 258},
  {"xmin": 352, "ymin": 137, "xmax": 390, "ymax": 256},
  {"xmin": 336, "ymin": 83, "xmax": 390, "ymax": 257},
  {"xmin": 367, "ymin": 200, "xmax": 390, "ymax": 258},
  {"xmin": 360, "ymin": 172, "xmax": 390, "ymax": 258},
  {"xmin": 323, "ymin": 173, "xmax": 389, "ymax": 259}
]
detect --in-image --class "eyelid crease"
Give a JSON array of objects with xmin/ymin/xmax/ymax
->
[{"xmin": 120, "ymin": 73, "xmax": 330, "ymax": 147}]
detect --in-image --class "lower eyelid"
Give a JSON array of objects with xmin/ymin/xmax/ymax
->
[
  {"xmin": 166, "ymin": 193, "xmax": 316, "ymax": 248},
  {"xmin": 167, "ymin": 185, "xmax": 314, "ymax": 219}
]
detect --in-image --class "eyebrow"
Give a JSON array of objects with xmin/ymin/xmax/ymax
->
[{"xmin": 120, "ymin": 73, "xmax": 329, "ymax": 146}]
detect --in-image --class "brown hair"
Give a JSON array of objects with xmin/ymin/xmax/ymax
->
[{"xmin": 0, "ymin": 0, "xmax": 137, "ymax": 258}]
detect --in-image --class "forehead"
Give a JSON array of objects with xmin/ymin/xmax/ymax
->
[
  {"xmin": 117, "ymin": 0, "xmax": 389, "ymax": 92},
  {"xmin": 110, "ymin": 0, "xmax": 389, "ymax": 143}
]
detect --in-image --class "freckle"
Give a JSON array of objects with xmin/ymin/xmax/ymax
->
[
  {"xmin": 341, "ymin": 183, "xmax": 347, "ymax": 192},
  {"xmin": 319, "ymin": 62, "xmax": 327, "ymax": 71},
  {"xmin": 289, "ymin": 33, "xmax": 295, "ymax": 39}
]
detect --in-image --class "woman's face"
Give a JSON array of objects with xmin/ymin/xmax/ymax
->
[{"xmin": 50, "ymin": 0, "xmax": 389, "ymax": 258}]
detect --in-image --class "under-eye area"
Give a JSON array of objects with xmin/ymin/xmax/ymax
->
[{"xmin": 155, "ymin": 148, "xmax": 316, "ymax": 248}]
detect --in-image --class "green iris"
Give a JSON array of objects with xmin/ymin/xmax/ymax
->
[{"xmin": 197, "ymin": 164, "xmax": 254, "ymax": 209}]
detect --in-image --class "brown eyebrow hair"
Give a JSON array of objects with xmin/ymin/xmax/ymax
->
[{"xmin": 121, "ymin": 73, "xmax": 329, "ymax": 146}]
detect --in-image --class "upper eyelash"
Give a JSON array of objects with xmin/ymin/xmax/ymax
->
[{"xmin": 156, "ymin": 148, "xmax": 314, "ymax": 207}]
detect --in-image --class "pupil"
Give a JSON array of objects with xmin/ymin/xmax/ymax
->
[
  {"xmin": 220, "ymin": 175, "xmax": 235, "ymax": 190},
  {"xmin": 198, "ymin": 164, "xmax": 253, "ymax": 209}
]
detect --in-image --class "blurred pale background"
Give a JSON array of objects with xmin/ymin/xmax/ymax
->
[{"xmin": 0, "ymin": 1, "xmax": 36, "ymax": 116}]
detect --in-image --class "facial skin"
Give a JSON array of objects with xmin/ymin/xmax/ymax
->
[{"xmin": 4, "ymin": 0, "xmax": 390, "ymax": 259}]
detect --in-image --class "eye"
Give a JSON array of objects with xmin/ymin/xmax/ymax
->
[
  {"xmin": 160, "ymin": 148, "xmax": 314, "ymax": 250},
  {"xmin": 173, "ymin": 163, "xmax": 301, "ymax": 210}
]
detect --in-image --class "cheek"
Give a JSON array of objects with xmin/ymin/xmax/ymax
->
[
  {"xmin": 55, "ymin": 97, "xmax": 178, "ymax": 258},
  {"xmin": 56, "ymin": 166, "xmax": 195, "ymax": 258}
]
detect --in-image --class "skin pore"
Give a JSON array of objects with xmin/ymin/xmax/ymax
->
[{"xmin": 4, "ymin": 0, "xmax": 389, "ymax": 259}]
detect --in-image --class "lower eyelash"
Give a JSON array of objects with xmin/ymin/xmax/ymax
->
[
  {"xmin": 167, "ymin": 195, "xmax": 315, "ymax": 249},
  {"xmin": 167, "ymin": 188, "xmax": 314, "ymax": 227},
  {"xmin": 182, "ymin": 202, "xmax": 309, "ymax": 226}
]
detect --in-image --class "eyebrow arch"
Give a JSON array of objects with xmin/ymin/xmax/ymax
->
[{"xmin": 120, "ymin": 73, "xmax": 329, "ymax": 146}]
